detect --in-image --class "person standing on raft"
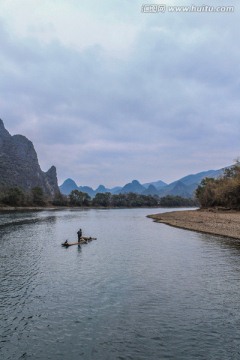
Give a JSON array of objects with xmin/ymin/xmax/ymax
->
[{"xmin": 77, "ymin": 228, "xmax": 82, "ymax": 243}]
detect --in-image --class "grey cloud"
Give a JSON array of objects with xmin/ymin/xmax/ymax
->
[{"xmin": 0, "ymin": 8, "xmax": 239, "ymax": 186}]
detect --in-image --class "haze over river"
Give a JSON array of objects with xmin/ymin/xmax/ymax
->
[{"xmin": 1, "ymin": 208, "xmax": 240, "ymax": 359}]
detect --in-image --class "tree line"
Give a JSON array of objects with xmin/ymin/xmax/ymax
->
[
  {"xmin": 0, "ymin": 187, "xmax": 198, "ymax": 208},
  {"xmin": 0, "ymin": 187, "xmax": 48, "ymax": 207},
  {"xmin": 57, "ymin": 190, "xmax": 198, "ymax": 208},
  {"xmin": 195, "ymin": 160, "xmax": 240, "ymax": 209}
]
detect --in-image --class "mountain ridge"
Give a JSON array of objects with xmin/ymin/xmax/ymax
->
[
  {"xmin": 0, "ymin": 119, "xmax": 59, "ymax": 197},
  {"xmin": 60, "ymin": 167, "xmax": 225, "ymax": 198}
]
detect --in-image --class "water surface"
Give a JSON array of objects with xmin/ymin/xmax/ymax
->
[{"xmin": 1, "ymin": 208, "xmax": 240, "ymax": 359}]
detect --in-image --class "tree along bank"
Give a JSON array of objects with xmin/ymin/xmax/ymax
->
[
  {"xmin": 0, "ymin": 187, "xmax": 198, "ymax": 209},
  {"xmin": 195, "ymin": 160, "xmax": 240, "ymax": 210}
]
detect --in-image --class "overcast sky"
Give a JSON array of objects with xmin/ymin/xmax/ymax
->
[{"xmin": 0, "ymin": 0, "xmax": 239, "ymax": 188}]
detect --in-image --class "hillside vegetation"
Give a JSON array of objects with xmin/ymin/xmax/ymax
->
[
  {"xmin": 0, "ymin": 188, "xmax": 198, "ymax": 208},
  {"xmin": 196, "ymin": 160, "xmax": 240, "ymax": 209}
]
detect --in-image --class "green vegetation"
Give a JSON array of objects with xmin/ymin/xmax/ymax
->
[
  {"xmin": 31, "ymin": 187, "xmax": 46, "ymax": 206},
  {"xmin": 0, "ymin": 186, "xmax": 48, "ymax": 207},
  {"xmin": 0, "ymin": 187, "xmax": 198, "ymax": 208},
  {"xmin": 92, "ymin": 192, "xmax": 159, "ymax": 207},
  {"xmin": 92, "ymin": 193, "xmax": 112, "ymax": 207},
  {"xmin": 196, "ymin": 160, "xmax": 240, "ymax": 209},
  {"xmin": 2, "ymin": 187, "xmax": 26, "ymax": 206},
  {"xmin": 52, "ymin": 192, "xmax": 69, "ymax": 206},
  {"xmin": 80, "ymin": 192, "xmax": 197, "ymax": 208},
  {"xmin": 159, "ymin": 195, "xmax": 198, "ymax": 207},
  {"xmin": 69, "ymin": 190, "xmax": 91, "ymax": 206}
]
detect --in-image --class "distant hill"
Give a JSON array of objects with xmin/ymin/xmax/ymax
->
[
  {"xmin": 59, "ymin": 181, "xmax": 116, "ymax": 197},
  {"xmin": 142, "ymin": 184, "xmax": 159, "ymax": 196},
  {"xmin": 158, "ymin": 181, "xmax": 194, "ymax": 198},
  {"xmin": 143, "ymin": 180, "xmax": 167, "ymax": 189},
  {"xmin": 78, "ymin": 186, "xmax": 95, "ymax": 198},
  {"xmin": 159, "ymin": 168, "xmax": 225, "ymax": 198},
  {"xmin": 0, "ymin": 119, "xmax": 59, "ymax": 197},
  {"xmin": 95, "ymin": 185, "xmax": 109, "ymax": 193},
  {"xmin": 177, "ymin": 169, "xmax": 224, "ymax": 186},
  {"xmin": 60, "ymin": 178, "xmax": 78, "ymax": 195},
  {"xmin": 60, "ymin": 167, "xmax": 226, "ymax": 199},
  {"xmin": 111, "ymin": 186, "xmax": 122, "ymax": 193},
  {"xmin": 119, "ymin": 180, "xmax": 146, "ymax": 194}
]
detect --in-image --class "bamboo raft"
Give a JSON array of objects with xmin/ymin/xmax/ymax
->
[{"xmin": 61, "ymin": 236, "xmax": 97, "ymax": 247}]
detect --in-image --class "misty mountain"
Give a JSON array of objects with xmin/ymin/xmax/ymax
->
[
  {"xmin": 78, "ymin": 186, "xmax": 95, "ymax": 198},
  {"xmin": 158, "ymin": 181, "xmax": 195, "ymax": 198},
  {"xmin": 60, "ymin": 178, "xmax": 78, "ymax": 195},
  {"xmin": 59, "ymin": 180, "xmax": 120, "ymax": 197},
  {"xmin": 158, "ymin": 168, "xmax": 224, "ymax": 196},
  {"xmin": 60, "ymin": 167, "xmax": 226, "ymax": 198},
  {"xmin": 95, "ymin": 185, "xmax": 109, "ymax": 193},
  {"xmin": 143, "ymin": 180, "xmax": 167, "ymax": 189},
  {"xmin": 176, "ymin": 168, "xmax": 224, "ymax": 186},
  {"xmin": 159, "ymin": 168, "xmax": 225, "ymax": 198},
  {"xmin": 111, "ymin": 186, "xmax": 122, "ymax": 193},
  {"xmin": 142, "ymin": 184, "xmax": 159, "ymax": 196},
  {"xmin": 119, "ymin": 180, "xmax": 146, "ymax": 194}
]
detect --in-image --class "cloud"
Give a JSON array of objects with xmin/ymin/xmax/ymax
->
[
  {"xmin": 0, "ymin": 0, "xmax": 140, "ymax": 57},
  {"xmin": 0, "ymin": 1, "xmax": 239, "ymax": 186}
]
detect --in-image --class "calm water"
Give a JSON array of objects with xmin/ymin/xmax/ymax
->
[{"xmin": 1, "ymin": 208, "xmax": 240, "ymax": 360}]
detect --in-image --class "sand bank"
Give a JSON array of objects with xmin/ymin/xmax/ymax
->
[{"xmin": 148, "ymin": 209, "xmax": 240, "ymax": 240}]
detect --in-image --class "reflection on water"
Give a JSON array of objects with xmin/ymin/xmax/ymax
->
[{"xmin": 1, "ymin": 208, "xmax": 240, "ymax": 360}]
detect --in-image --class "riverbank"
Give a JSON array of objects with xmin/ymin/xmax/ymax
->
[
  {"xmin": 0, "ymin": 206, "xmax": 66, "ymax": 212},
  {"xmin": 148, "ymin": 209, "xmax": 240, "ymax": 240},
  {"xmin": 0, "ymin": 205, "xmax": 194, "ymax": 212}
]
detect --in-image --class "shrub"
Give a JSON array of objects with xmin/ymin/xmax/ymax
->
[
  {"xmin": 69, "ymin": 190, "xmax": 91, "ymax": 206},
  {"xmin": 195, "ymin": 160, "xmax": 240, "ymax": 209},
  {"xmin": 2, "ymin": 187, "xmax": 26, "ymax": 206},
  {"xmin": 31, "ymin": 187, "xmax": 46, "ymax": 206}
]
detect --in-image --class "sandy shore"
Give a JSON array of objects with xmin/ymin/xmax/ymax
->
[{"xmin": 148, "ymin": 209, "xmax": 240, "ymax": 240}]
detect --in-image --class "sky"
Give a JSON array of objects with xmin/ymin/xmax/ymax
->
[{"xmin": 0, "ymin": 0, "xmax": 239, "ymax": 188}]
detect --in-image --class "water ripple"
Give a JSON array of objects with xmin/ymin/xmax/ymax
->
[{"xmin": 1, "ymin": 208, "xmax": 240, "ymax": 359}]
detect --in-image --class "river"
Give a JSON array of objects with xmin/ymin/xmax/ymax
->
[{"xmin": 1, "ymin": 208, "xmax": 240, "ymax": 359}]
